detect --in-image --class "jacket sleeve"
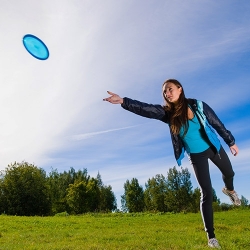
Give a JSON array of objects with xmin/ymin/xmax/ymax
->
[
  {"xmin": 121, "ymin": 97, "xmax": 169, "ymax": 123},
  {"xmin": 202, "ymin": 101, "xmax": 235, "ymax": 147}
]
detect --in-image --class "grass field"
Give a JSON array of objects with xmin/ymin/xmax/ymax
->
[{"xmin": 0, "ymin": 209, "xmax": 249, "ymax": 250}]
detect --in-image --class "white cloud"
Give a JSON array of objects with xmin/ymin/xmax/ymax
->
[{"xmin": 68, "ymin": 124, "xmax": 142, "ymax": 140}]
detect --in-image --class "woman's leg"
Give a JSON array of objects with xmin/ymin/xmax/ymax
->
[
  {"xmin": 209, "ymin": 146, "xmax": 235, "ymax": 191},
  {"xmin": 209, "ymin": 146, "xmax": 241, "ymax": 205},
  {"xmin": 189, "ymin": 148, "xmax": 215, "ymax": 239}
]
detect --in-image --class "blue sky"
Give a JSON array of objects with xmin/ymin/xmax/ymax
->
[{"xmin": 0, "ymin": 1, "xmax": 250, "ymax": 208}]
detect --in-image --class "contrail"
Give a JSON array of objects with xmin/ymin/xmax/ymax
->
[{"xmin": 69, "ymin": 124, "xmax": 142, "ymax": 141}]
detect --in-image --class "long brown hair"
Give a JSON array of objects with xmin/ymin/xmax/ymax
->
[{"xmin": 162, "ymin": 79, "xmax": 189, "ymax": 136}]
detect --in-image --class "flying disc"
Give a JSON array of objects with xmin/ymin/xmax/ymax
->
[{"xmin": 23, "ymin": 34, "xmax": 49, "ymax": 60}]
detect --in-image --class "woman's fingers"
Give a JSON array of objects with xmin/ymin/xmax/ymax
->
[
  {"xmin": 107, "ymin": 91, "xmax": 117, "ymax": 96},
  {"xmin": 103, "ymin": 91, "xmax": 122, "ymax": 104},
  {"xmin": 103, "ymin": 91, "xmax": 113, "ymax": 101},
  {"xmin": 230, "ymin": 144, "xmax": 239, "ymax": 156}
]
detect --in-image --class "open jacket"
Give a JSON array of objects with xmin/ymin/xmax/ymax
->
[{"xmin": 121, "ymin": 97, "xmax": 235, "ymax": 166}]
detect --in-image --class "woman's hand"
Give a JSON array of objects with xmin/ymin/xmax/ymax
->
[
  {"xmin": 230, "ymin": 144, "xmax": 239, "ymax": 156},
  {"xmin": 103, "ymin": 91, "xmax": 123, "ymax": 104}
]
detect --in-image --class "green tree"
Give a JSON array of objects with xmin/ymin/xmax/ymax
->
[
  {"xmin": 66, "ymin": 174, "xmax": 117, "ymax": 214},
  {"xmin": 0, "ymin": 175, "xmax": 6, "ymax": 213},
  {"xmin": 191, "ymin": 187, "xmax": 201, "ymax": 213},
  {"xmin": 164, "ymin": 166, "xmax": 193, "ymax": 212},
  {"xmin": 66, "ymin": 180, "xmax": 88, "ymax": 214},
  {"xmin": 220, "ymin": 203, "xmax": 232, "ymax": 211},
  {"xmin": 240, "ymin": 195, "xmax": 249, "ymax": 207},
  {"xmin": 66, "ymin": 178, "xmax": 99, "ymax": 214},
  {"xmin": 212, "ymin": 188, "xmax": 220, "ymax": 203},
  {"xmin": 47, "ymin": 167, "xmax": 89, "ymax": 214},
  {"xmin": 121, "ymin": 178, "xmax": 144, "ymax": 212},
  {"xmin": 144, "ymin": 174, "xmax": 168, "ymax": 212},
  {"xmin": 212, "ymin": 188, "xmax": 221, "ymax": 212},
  {"xmin": 96, "ymin": 173, "xmax": 117, "ymax": 212},
  {"xmin": 0, "ymin": 162, "xmax": 51, "ymax": 216}
]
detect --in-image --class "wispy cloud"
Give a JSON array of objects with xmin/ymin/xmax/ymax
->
[{"xmin": 68, "ymin": 125, "xmax": 142, "ymax": 141}]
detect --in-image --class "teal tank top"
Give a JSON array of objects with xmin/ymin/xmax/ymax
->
[{"xmin": 179, "ymin": 113, "xmax": 211, "ymax": 153}]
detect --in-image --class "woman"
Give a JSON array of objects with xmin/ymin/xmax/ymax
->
[{"xmin": 103, "ymin": 79, "xmax": 241, "ymax": 248}]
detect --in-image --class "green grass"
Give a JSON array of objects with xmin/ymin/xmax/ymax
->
[{"xmin": 0, "ymin": 210, "xmax": 249, "ymax": 249}]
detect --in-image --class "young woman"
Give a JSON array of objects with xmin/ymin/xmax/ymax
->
[{"xmin": 103, "ymin": 79, "xmax": 241, "ymax": 248}]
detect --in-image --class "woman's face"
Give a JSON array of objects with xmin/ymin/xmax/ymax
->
[{"xmin": 163, "ymin": 82, "xmax": 182, "ymax": 104}]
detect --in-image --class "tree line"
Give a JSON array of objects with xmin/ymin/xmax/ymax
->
[
  {"xmin": 121, "ymin": 167, "xmax": 249, "ymax": 213},
  {"xmin": 0, "ymin": 162, "xmax": 248, "ymax": 216},
  {"xmin": 0, "ymin": 162, "xmax": 116, "ymax": 216}
]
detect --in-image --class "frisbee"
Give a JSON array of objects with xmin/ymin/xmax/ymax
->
[{"xmin": 23, "ymin": 34, "xmax": 49, "ymax": 60}]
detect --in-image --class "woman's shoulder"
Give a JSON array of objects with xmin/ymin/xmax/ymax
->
[
  {"xmin": 187, "ymin": 98, "xmax": 198, "ymax": 108},
  {"xmin": 187, "ymin": 98, "xmax": 209, "ymax": 107},
  {"xmin": 187, "ymin": 99, "xmax": 212, "ymax": 113}
]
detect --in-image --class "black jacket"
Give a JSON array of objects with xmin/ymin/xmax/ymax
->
[{"xmin": 121, "ymin": 97, "xmax": 235, "ymax": 166}]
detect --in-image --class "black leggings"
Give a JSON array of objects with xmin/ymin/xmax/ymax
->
[{"xmin": 189, "ymin": 146, "xmax": 235, "ymax": 239}]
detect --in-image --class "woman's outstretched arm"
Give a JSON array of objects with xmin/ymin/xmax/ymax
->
[{"xmin": 103, "ymin": 91, "xmax": 168, "ymax": 123}]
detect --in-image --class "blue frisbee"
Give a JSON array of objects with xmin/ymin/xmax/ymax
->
[{"xmin": 23, "ymin": 34, "xmax": 49, "ymax": 60}]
